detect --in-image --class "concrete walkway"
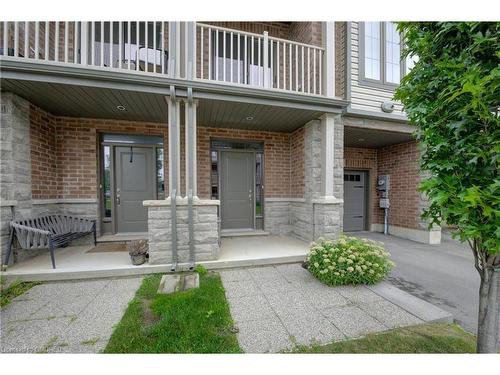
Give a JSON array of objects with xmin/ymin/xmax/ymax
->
[
  {"xmin": 1, "ymin": 277, "xmax": 142, "ymax": 353},
  {"xmin": 220, "ymin": 264, "xmax": 451, "ymax": 353}
]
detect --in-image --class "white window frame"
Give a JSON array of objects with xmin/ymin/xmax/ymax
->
[{"xmin": 359, "ymin": 22, "xmax": 407, "ymax": 90}]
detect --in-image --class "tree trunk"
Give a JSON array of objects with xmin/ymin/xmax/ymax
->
[{"xmin": 477, "ymin": 268, "xmax": 500, "ymax": 353}]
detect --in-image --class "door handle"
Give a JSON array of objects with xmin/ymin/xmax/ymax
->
[{"xmin": 116, "ymin": 189, "xmax": 121, "ymax": 205}]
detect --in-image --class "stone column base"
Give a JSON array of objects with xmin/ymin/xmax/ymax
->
[{"xmin": 144, "ymin": 198, "xmax": 220, "ymax": 265}]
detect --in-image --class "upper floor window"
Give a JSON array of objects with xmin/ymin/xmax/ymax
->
[{"xmin": 360, "ymin": 22, "xmax": 407, "ymax": 88}]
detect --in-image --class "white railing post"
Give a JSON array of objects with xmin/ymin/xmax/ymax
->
[
  {"xmin": 168, "ymin": 22, "xmax": 181, "ymax": 78},
  {"xmin": 14, "ymin": 22, "xmax": 19, "ymax": 57},
  {"xmin": 263, "ymin": 31, "xmax": 269, "ymax": 88},
  {"xmin": 81, "ymin": 21, "xmax": 88, "ymax": 65},
  {"xmin": 322, "ymin": 21, "xmax": 335, "ymax": 97},
  {"xmin": 186, "ymin": 22, "xmax": 196, "ymax": 80}
]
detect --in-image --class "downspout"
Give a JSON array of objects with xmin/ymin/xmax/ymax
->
[
  {"xmin": 169, "ymin": 85, "xmax": 178, "ymax": 272},
  {"xmin": 187, "ymin": 87, "xmax": 195, "ymax": 270}
]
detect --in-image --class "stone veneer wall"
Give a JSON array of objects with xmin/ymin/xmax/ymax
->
[
  {"xmin": 264, "ymin": 116, "xmax": 344, "ymax": 243},
  {"xmin": 146, "ymin": 199, "xmax": 220, "ymax": 265}
]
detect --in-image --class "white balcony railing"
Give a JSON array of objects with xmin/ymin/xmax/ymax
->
[
  {"xmin": 0, "ymin": 21, "xmax": 169, "ymax": 75},
  {"xmin": 1, "ymin": 21, "xmax": 326, "ymax": 96},
  {"xmin": 196, "ymin": 23, "xmax": 324, "ymax": 95}
]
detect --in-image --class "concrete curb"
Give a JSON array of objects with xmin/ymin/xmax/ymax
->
[{"xmin": 367, "ymin": 281, "xmax": 453, "ymax": 324}]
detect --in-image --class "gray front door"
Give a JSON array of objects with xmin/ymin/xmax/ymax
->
[
  {"xmin": 115, "ymin": 146, "xmax": 155, "ymax": 233},
  {"xmin": 343, "ymin": 170, "xmax": 367, "ymax": 231},
  {"xmin": 220, "ymin": 151, "xmax": 254, "ymax": 230}
]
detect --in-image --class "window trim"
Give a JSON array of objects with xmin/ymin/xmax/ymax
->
[{"xmin": 359, "ymin": 22, "xmax": 406, "ymax": 91}]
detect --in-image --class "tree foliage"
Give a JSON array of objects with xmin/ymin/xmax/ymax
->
[{"xmin": 394, "ymin": 22, "xmax": 500, "ymax": 256}]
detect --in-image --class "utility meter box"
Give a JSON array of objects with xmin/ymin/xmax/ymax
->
[
  {"xmin": 379, "ymin": 198, "xmax": 390, "ymax": 209},
  {"xmin": 377, "ymin": 175, "xmax": 390, "ymax": 191}
]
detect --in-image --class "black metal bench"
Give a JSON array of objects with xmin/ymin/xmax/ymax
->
[{"xmin": 4, "ymin": 215, "xmax": 96, "ymax": 269}]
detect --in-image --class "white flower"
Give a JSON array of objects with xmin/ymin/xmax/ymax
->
[
  {"xmin": 314, "ymin": 262, "xmax": 319, "ymax": 268},
  {"xmin": 334, "ymin": 272, "xmax": 340, "ymax": 276},
  {"xmin": 346, "ymin": 259, "xmax": 353, "ymax": 265},
  {"xmin": 347, "ymin": 267, "xmax": 354, "ymax": 272}
]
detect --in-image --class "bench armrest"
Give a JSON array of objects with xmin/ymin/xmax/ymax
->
[{"xmin": 10, "ymin": 222, "xmax": 51, "ymax": 236}]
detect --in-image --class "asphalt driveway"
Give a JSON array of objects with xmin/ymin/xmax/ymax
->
[{"xmin": 352, "ymin": 230, "xmax": 499, "ymax": 348}]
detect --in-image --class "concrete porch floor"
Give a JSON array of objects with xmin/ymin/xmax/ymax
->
[{"xmin": 2, "ymin": 235, "xmax": 309, "ymax": 282}]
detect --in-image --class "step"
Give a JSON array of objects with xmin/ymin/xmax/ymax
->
[
  {"xmin": 220, "ymin": 230, "xmax": 270, "ymax": 238},
  {"xmin": 97, "ymin": 233, "xmax": 148, "ymax": 243}
]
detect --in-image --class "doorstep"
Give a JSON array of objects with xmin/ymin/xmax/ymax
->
[
  {"xmin": 97, "ymin": 233, "xmax": 148, "ymax": 243},
  {"xmin": 220, "ymin": 229, "xmax": 270, "ymax": 238}
]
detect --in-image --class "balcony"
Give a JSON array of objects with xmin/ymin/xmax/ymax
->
[{"xmin": 0, "ymin": 21, "xmax": 331, "ymax": 97}]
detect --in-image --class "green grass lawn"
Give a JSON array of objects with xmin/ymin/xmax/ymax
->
[
  {"xmin": 291, "ymin": 323, "xmax": 476, "ymax": 353},
  {"xmin": 104, "ymin": 272, "xmax": 242, "ymax": 353},
  {"xmin": 0, "ymin": 278, "xmax": 41, "ymax": 307}
]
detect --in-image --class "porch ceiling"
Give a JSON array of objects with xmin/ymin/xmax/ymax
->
[
  {"xmin": 344, "ymin": 126, "xmax": 414, "ymax": 149},
  {"xmin": 1, "ymin": 78, "xmax": 168, "ymax": 122},
  {"xmin": 197, "ymin": 99, "xmax": 324, "ymax": 132},
  {"xmin": 1, "ymin": 78, "xmax": 325, "ymax": 132}
]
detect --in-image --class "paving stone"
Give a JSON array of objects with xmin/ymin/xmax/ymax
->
[
  {"xmin": 236, "ymin": 316, "xmax": 292, "ymax": 353},
  {"xmin": 359, "ymin": 299, "xmax": 424, "ymax": 329},
  {"xmin": 281, "ymin": 315, "xmax": 345, "ymax": 346},
  {"xmin": 0, "ymin": 298, "xmax": 49, "ymax": 322},
  {"xmin": 253, "ymin": 276, "xmax": 296, "ymax": 295},
  {"xmin": 24, "ymin": 280, "xmax": 109, "ymax": 299},
  {"xmin": 298, "ymin": 282, "xmax": 350, "ymax": 309},
  {"xmin": 321, "ymin": 304, "xmax": 387, "ymax": 338},
  {"xmin": 219, "ymin": 269, "xmax": 253, "ymax": 283},
  {"xmin": 0, "ymin": 317, "xmax": 73, "ymax": 353},
  {"xmin": 1, "ymin": 276, "xmax": 142, "ymax": 354},
  {"xmin": 157, "ymin": 274, "xmax": 182, "ymax": 294},
  {"xmin": 223, "ymin": 279, "xmax": 261, "ymax": 299},
  {"xmin": 247, "ymin": 266, "xmax": 283, "ymax": 280},
  {"xmin": 274, "ymin": 264, "xmax": 316, "ymax": 284},
  {"xmin": 265, "ymin": 289, "xmax": 316, "ymax": 318},
  {"xmin": 226, "ymin": 293, "xmax": 275, "ymax": 322},
  {"xmin": 30, "ymin": 293, "xmax": 96, "ymax": 319},
  {"xmin": 335, "ymin": 285, "xmax": 386, "ymax": 304}
]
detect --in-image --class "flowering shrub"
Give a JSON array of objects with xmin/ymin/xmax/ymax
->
[{"xmin": 306, "ymin": 236, "xmax": 394, "ymax": 286}]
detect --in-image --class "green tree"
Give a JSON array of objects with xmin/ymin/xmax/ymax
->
[{"xmin": 395, "ymin": 22, "xmax": 500, "ymax": 353}]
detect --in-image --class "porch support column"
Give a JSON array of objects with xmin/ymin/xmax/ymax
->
[
  {"xmin": 184, "ymin": 88, "xmax": 198, "ymax": 198},
  {"xmin": 322, "ymin": 22, "xmax": 335, "ymax": 98},
  {"xmin": 166, "ymin": 86, "xmax": 181, "ymax": 196}
]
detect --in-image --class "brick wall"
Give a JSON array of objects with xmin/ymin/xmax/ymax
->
[
  {"xmin": 30, "ymin": 105, "xmax": 58, "ymax": 199},
  {"xmin": 30, "ymin": 105, "xmax": 305, "ymax": 202},
  {"xmin": 197, "ymin": 126, "xmax": 295, "ymax": 199},
  {"xmin": 344, "ymin": 142, "xmax": 422, "ymax": 231},
  {"xmin": 376, "ymin": 141, "xmax": 420, "ymax": 229},
  {"xmin": 30, "ymin": 105, "xmax": 168, "ymax": 200}
]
